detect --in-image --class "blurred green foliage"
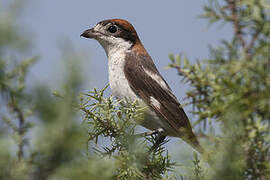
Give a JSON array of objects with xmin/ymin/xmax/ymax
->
[
  {"xmin": 0, "ymin": 0, "xmax": 269, "ymax": 180},
  {"xmin": 168, "ymin": 0, "xmax": 270, "ymax": 179}
]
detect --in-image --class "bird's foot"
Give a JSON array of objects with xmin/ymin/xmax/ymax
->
[
  {"xmin": 149, "ymin": 131, "xmax": 166, "ymax": 152},
  {"xmin": 134, "ymin": 128, "xmax": 166, "ymax": 152},
  {"xmin": 134, "ymin": 128, "xmax": 165, "ymax": 138}
]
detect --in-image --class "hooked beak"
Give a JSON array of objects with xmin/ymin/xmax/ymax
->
[{"xmin": 80, "ymin": 28, "xmax": 100, "ymax": 39}]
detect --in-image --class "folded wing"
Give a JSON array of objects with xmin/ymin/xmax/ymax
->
[{"xmin": 124, "ymin": 52, "xmax": 203, "ymax": 153}]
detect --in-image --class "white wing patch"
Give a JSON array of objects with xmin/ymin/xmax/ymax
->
[
  {"xmin": 150, "ymin": 96, "xmax": 161, "ymax": 109},
  {"xmin": 143, "ymin": 67, "xmax": 169, "ymax": 90}
]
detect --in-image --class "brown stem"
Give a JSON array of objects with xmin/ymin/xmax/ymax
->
[
  {"xmin": 227, "ymin": 0, "xmax": 246, "ymax": 48},
  {"xmin": 245, "ymin": 28, "xmax": 261, "ymax": 59},
  {"xmin": 10, "ymin": 95, "xmax": 25, "ymax": 160}
]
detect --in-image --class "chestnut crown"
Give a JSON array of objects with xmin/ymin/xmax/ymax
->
[{"xmin": 81, "ymin": 19, "xmax": 140, "ymax": 45}]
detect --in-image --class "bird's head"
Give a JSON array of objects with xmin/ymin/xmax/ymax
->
[{"xmin": 81, "ymin": 19, "xmax": 146, "ymax": 56}]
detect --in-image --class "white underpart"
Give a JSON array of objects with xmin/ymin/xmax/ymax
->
[
  {"xmin": 150, "ymin": 96, "xmax": 160, "ymax": 109},
  {"xmin": 108, "ymin": 46, "xmax": 138, "ymax": 100},
  {"xmin": 94, "ymin": 29, "xmax": 137, "ymax": 100},
  {"xmin": 143, "ymin": 67, "xmax": 169, "ymax": 91}
]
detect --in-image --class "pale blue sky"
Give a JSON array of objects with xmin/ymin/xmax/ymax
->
[
  {"xmin": 22, "ymin": 0, "xmax": 231, "ymax": 92},
  {"xmin": 21, "ymin": 0, "xmax": 231, "ymax": 161}
]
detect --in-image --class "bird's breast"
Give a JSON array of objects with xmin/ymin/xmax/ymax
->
[{"xmin": 108, "ymin": 51, "xmax": 138, "ymax": 100}]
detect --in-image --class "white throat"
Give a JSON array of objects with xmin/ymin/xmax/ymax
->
[
  {"xmin": 97, "ymin": 36, "xmax": 132, "ymax": 58},
  {"xmin": 97, "ymin": 37, "xmax": 137, "ymax": 100}
]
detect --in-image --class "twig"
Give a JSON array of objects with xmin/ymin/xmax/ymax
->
[
  {"xmin": 245, "ymin": 28, "xmax": 261, "ymax": 59},
  {"xmin": 227, "ymin": 0, "xmax": 247, "ymax": 49},
  {"xmin": 227, "ymin": 0, "xmax": 265, "ymax": 60},
  {"xmin": 10, "ymin": 95, "xmax": 25, "ymax": 160},
  {"xmin": 170, "ymin": 64, "xmax": 210, "ymax": 105}
]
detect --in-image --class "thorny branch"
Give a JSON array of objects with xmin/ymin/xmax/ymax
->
[
  {"xmin": 81, "ymin": 107, "xmax": 119, "ymax": 140},
  {"xmin": 245, "ymin": 24, "xmax": 263, "ymax": 59},
  {"xmin": 227, "ymin": 0, "xmax": 247, "ymax": 48},
  {"xmin": 9, "ymin": 95, "xmax": 25, "ymax": 160},
  {"xmin": 226, "ymin": 0, "xmax": 263, "ymax": 59},
  {"xmin": 169, "ymin": 64, "xmax": 210, "ymax": 104}
]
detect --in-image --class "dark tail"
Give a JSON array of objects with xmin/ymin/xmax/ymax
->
[{"xmin": 185, "ymin": 131, "xmax": 204, "ymax": 154}]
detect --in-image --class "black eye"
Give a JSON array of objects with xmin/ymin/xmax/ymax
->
[{"xmin": 107, "ymin": 25, "xmax": 118, "ymax": 33}]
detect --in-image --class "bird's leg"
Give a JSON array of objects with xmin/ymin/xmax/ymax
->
[
  {"xmin": 133, "ymin": 128, "xmax": 163, "ymax": 138},
  {"xmin": 150, "ymin": 129, "xmax": 166, "ymax": 152},
  {"xmin": 133, "ymin": 128, "xmax": 166, "ymax": 151}
]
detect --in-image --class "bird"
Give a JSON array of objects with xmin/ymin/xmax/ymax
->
[{"xmin": 81, "ymin": 19, "xmax": 203, "ymax": 153}]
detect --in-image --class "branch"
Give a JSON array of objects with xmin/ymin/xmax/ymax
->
[
  {"xmin": 170, "ymin": 63, "xmax": 210, "ymax": 104},
  {"xmin": 245, "ymin": 26, "xmax": 262, "ymax": 59},
  {"xmin": 10, "ymin": 95, "xmax": 25, "ymax": 160},
  {"xmin": 227, "ymin": 0, "xmax": 247, "ymax": 49}
]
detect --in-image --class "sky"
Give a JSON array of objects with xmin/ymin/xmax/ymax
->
[{"xmin": 21, "ymin": 0, "xmax": 231, "ymax": 161}]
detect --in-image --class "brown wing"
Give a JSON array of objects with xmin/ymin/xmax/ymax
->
[{"xmin": 124, "ymin": 52, "xmax": 203, "ymax": 153}]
